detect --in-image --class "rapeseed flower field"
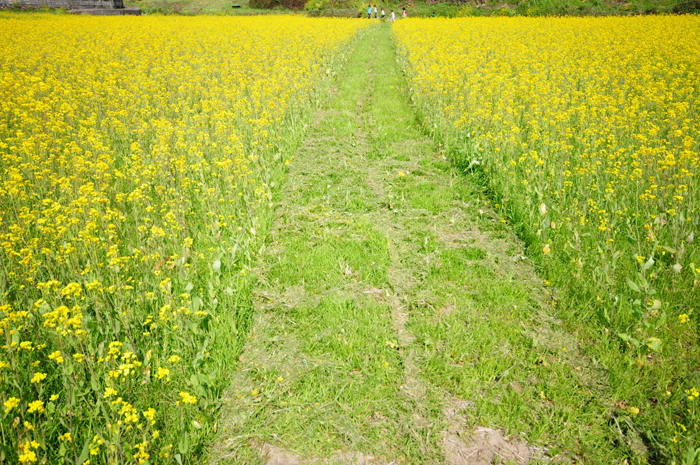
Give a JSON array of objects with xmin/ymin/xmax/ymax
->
[
  {"xmin": 394, "ymin": 16, "xmax": 700, "ymax": 460},
  {"xmin": 0, "ymin": 15, "xmax": 365, "ymax": 463}
]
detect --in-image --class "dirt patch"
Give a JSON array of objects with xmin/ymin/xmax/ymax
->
[
  {"xmin": 400, "ymin": 356, "xmax": 427, "ymax": 399},
  {"xmin": 443, "ymin": 399, "xmax": 474, "ymax": 428},
  {"xmin": 439, "ymin": 304, "xmax": 454, "ymax": 317},
  {"xmin": 362, "ymin": 166, "xmax": 386, "ymax": 198},
  {"xmin": 363, "ymin": 287, "xmax": 385, "ymax": 298},
  {"xmin": 261, "ymin": 444, "xmax": 378, "ymax": 465},
  {"xmin": 264, "ymin": 444, "xmax": 303, "ymax": 465},
  {"xmin": 443, "ymin": 428, "xmax": 536, "ymax": 465},
  {"xmin": 391, "ymin": 305, "xmax": 416, "ymax": 347},
  {"xmin": 329, "ymin": 450, "xmax": 377, "ymax": 464}
]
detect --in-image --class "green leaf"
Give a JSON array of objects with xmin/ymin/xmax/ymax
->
[
  {"xmin": 642, "ymin": 257, "xmax": 654, "ymax": 272},
  {"xmin": 631, "ymin": 306, "xmax": 643, "ymax": 321},
  {"xmin": 626, "ymin": 278, "xmax": 640, "ymax": 293},
  {"xmin": 179, "ymin": 431, "xmax": 189, "ymax": 455},
  {"xmin": 618, "ymin": 333, "xmax": 640, "ymax": 348},
  {"xmin": 192, "ymin": 296, "xmax": 203, "ymax": 313},
  {"xmin": 646, "ymin": 339, "xmax": 662, "ymax": 353},
  {"xmin": 90, "ymin": 373, "xmax": 99, "ymax": 393},
  {"xmin": 78, "ymin": 436, "xmax": 91, "ymax": 464},
  {"xmin": 684, "ymin": 446, "xmax": 700, "ymax": 465},
  {"xmin": 0, "ymin": 442, "xmax": 11, "ymax": 462}
]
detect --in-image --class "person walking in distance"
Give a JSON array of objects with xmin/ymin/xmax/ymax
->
[
  {"xmin": 373, "ymin": 4, "xmax": 377, "ymax": 17},
  {"xmin": 390, "ymin": 9, "xmax": 395, "ymax": 21},
  {"xmin": 381, "ymin": 6, "xmax": 385, "ymax": 19},
  {"xmin": 367, "ymin": 4, "xmax": 372, "ymax": 18},
  {"xmin": 402, "ymin": 6, "xmax": 407, "ymax": 17}
]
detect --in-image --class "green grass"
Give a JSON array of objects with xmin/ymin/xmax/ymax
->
[{"xmin": 210, "ymin": 23, "xmax": 636, "ymax": 464}]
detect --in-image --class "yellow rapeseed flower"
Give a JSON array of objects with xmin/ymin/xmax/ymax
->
[
  {"xmin": 27, "ymin": 400, "xmax": 45, "ymax": 414},
  {"xmin": 178, "ymin": 392, "xmax": 197, "ymax": 405},
  {"xmin": 30, "ymin": 372, "xmax": 47, "ymax": 384},
  {"xmin": 3, "ymin": 397, "xmax": 19, "ymax": 414}
]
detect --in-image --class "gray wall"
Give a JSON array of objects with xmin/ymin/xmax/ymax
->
[{"xmin": 0, "ymin": 0, "xmax": 123, "ymax": 8}]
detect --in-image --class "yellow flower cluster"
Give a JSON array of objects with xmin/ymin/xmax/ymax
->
[
  {"xmin": 395, "ymin": 16, "xmax": 698, "ymax": 259},
  {"xmin": 395, "ymin": 16, "xmax": 698, "ymax": 255},
  {"xmin": 0, "ymin": 14, "xmax": 366, "ymax": 464},
  {"xmin": 394, "ymin": 16, "xmax": 699, "ymax": 459},
  {"xmin": 395, "ymin": 16, "xmax": 700, "ymax": 295}
]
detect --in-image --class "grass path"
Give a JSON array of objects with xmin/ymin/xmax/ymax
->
[{"xmin": 209, "ymin": 24, "xmax": 632, "ymax": 464}]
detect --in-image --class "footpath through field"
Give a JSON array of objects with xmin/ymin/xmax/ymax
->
[{"xmin": 210, "ymin": 24, "xmax": 623, "ymax": 464}]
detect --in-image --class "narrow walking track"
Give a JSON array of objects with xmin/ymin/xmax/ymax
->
[{"xmin": 210, "ymin": 24, "xmax": 619, "ymax": 464}]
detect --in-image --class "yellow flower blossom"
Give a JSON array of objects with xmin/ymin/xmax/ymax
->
[
  {"xmin": 27, "ymin": 400, "xmax": 44, "ymax": 414},
  {"xmin": 178, "ymin": 392, "xmax": 197, "ymax": 405},
  {"xmin": 143, "ymin": 407, "xmax": 157, "ymax": 425},
  {"xmin": 4, "ymin": 397, "xmax": 20, "ymax": 414},
  {"xmin": 48, "ymin": 351, "xmax": 64, "ymax": 364},
  {"xmin": 30, "ymin": 372, "xmax": 47, "ymax": 384},
  {"xmin": 18, "ymin": 441, "xmax": 39, "ymax": 463},
  {"xmin": 155, "ymin": 367, "xmax": 171, "ymax": 380}
]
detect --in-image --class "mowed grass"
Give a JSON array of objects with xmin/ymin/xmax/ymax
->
[
  {"xmin": 395, "ymin": 16, "xmax": 700, "ymax": 461},
  {"xmin": 391, "ymin": 146, "xmax": 623, "ymax": 461},
  {"xmin": 212, "ymin": 24, "xmax": 633, "ymax": 464},
  {"xmin": 409, "ymin": 241, "xmax": 615, "ymax": 458},
  {"xmin": 268, "ymin": 221, "xmax": 390, "ymax": 287}
]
